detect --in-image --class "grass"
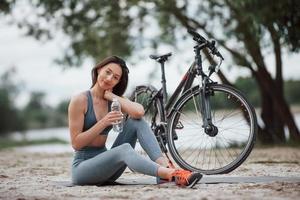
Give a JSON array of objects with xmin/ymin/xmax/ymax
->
[{"xmin": 0, "ymin": 137, "xmax": 68, "ymax": 150}]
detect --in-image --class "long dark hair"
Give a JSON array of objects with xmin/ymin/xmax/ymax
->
[{"xmin": 91, "ymin": 56, "xmax": 129, "ymax": 96}]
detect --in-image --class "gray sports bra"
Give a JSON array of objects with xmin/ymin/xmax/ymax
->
[{"xmin": 83, "ymin": 90, "xmax": 112, "ymax": 135}]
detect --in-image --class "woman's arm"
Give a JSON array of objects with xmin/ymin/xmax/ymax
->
[
  {"xmin": 68, "ymin": 93, "xmax": 122, "ymax": 150},
  {"xmin": 104, "ymin": 91, "xmax": 144, "ymax": 119}
]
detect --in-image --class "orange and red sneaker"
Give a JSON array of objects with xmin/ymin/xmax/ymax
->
[{"xmin": 170, "ymin": 170, "xmax": 202, "ymax": 188}]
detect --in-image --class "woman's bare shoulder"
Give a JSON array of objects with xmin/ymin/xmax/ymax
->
[{"xmin": 69, "ymin": 91, "xmax": 88, "ymax": 111}]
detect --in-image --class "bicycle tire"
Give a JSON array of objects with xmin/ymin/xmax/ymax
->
[{"xmin": 167, "ymin": 84, "xmax": 257, "ymax": 174}]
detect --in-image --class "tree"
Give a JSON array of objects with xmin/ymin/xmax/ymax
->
[
  {"xmin": 0, "ymin": 0, "xmax": 133, "ymax": 66},
  {"xmin": 1, "ymin": 0, "xmax": 299, "ymax": 143},
  {"xmin": 54, "ymin": 100, "xmax": 69, "ymax": 127},
  {"xmin": 23, "ymin": 92, "xmax": 49, "ymax": 128},
  {"xmin": 0, "ymin": 68, "xmax": 25, "ymax": 135},
  {"xmin": 234, "ymin": 77, "xmax": 260, "ymax": 107},
  {"xmin": 56, "ymin": 100, "xmax": 69, "ymax": 115}
]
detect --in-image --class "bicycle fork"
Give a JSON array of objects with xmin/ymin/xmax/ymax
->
[{"xmin": 199, "ymin": 77, "xmax": 218, "ymax": 137}]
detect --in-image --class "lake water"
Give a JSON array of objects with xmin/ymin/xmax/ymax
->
[
  {"xmin": 7, "ymin": 112, "xmax": 300, "ymax": 153},
  {"xmin": 9, "ymin": 127, "xmax": 122, "ymax": 153}
]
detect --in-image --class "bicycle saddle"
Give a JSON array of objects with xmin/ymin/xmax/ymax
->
[{"xmin": 149, "ymin": 52, "xmax": 172, "ymax": 62}]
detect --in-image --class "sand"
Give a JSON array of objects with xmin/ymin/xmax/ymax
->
[{"xmin": 0, "ymin": 147, "xmax": 299, "ymax": 200}]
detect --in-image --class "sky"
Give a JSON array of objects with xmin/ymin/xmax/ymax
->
[{"xmin": 1, "ymin": 21, "xmax": 300, "ymax": 108}]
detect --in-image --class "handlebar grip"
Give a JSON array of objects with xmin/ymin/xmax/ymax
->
[
  {"xmin": 187, "ymin": 29, "xmax": 201, "ymax": 38},
  {"xmin": 187, "ymin": 28, "xmax": 206, "ymax": 43},
  {"xmin": 149, "ymin": 55, "xmax": 157, "ymax": 59},
  {"xmin": 188, "ymin": 29, "xmax": 224, "ymax": 60}
]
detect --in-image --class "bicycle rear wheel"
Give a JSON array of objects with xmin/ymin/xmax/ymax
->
[
  {"xmin": 129, "ymin": 85, "xmax": 163, "ymax": 128},
  {"xmin": 167, "ymin": 84, "xmax": 257, "ymax": 174},
  {"xmin": 130, "ymin": 85, "xmax": 165, "ymax": 154}
]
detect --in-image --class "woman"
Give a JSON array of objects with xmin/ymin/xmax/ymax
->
[{"xmin": 68, "ymin": 55, "xmax": 202, "ymax": 188}]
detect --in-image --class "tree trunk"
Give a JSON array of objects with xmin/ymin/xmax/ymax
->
[
  {"xmin": 256, "ymin": 67, "xmax": 300, "ymax": 140},
  {"xmin": 259, "ymin": 86, "xmax": 275, "ymax": 144},
  {"xmin": 268, "ymin": 23, "xmax": 286, "ymax": 143}
]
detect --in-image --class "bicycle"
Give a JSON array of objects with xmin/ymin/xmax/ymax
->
[{"xmin": 129, "ymin": 29, "xmax": 257, "ymax": 174}]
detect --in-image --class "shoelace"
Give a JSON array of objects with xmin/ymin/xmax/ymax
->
[{"xmin": 171, "ymin": 170, "xmax": 191, "ymax": 185}]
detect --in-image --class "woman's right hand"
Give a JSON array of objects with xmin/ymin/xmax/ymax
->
[{"xmin": 101, "ymin": 111, "xmax": 123, "ymax": 127}]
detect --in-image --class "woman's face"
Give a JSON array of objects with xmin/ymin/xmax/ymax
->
[{"xmin": 97, "ymin": 62, "xmax": 122, "ymax": 90}]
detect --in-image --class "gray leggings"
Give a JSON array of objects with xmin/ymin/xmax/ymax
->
[{"xmin": 72, "ymin": 118, "xmax": 163, "ymax": 185}]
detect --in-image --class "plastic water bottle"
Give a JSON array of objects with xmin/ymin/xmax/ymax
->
[{"xmin": 111, "ymin": 98, "xmax": 123, "ymax": 132}]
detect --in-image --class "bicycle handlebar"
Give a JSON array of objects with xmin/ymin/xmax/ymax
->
[
  {"xmin": 187, "ymin": 29, "xmax": 206, "ymax": 44},
  {"xmin": 188, "ymin": 29, "xmax": 224, "ymax": 60}
]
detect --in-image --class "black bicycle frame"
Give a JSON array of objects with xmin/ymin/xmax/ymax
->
[
  {"xmin": 156, "ymin": 43, "xmax": 216, "ymax": 134},
  {"xmin": 154, "ymin": 61, "xmax": 197, "ymax": 123}
]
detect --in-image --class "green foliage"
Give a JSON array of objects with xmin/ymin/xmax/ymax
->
[
  {"xmin": 0, "ymin": 68, "xmax": 25, "ymax": 135},
  {"xmin": 1, "ymin": 0, "xmax": 135, "ymax": 66},
  {"xmin": 234, "ymin": 77, "xmax": 261, "ymax": 107},
  {"xmin": 56, "ymin": 100, "xmax": 69, "ymax": 115},
  {"xmin": 0, "ymin": 0, "xmax": 14, "ymax": 14},
  {"xmin": 0, "ymin": 1, "xmax": 186, "ymax": 66},
  {"xmin": 234, "ymin": 77, "xmax": 300, "ymax": 106},
  {"xmin": 235, "ymin": 0, "xmax": 300, "ymax": 52},
  {"xmin": 22, "ymin": 92, "xmax": 49, "ymax": 128},
  {"xmin": 206, "ymin": 0, "xmax": 300, "ymax": 52},
  {"xmin": 21, "ymin": 93, "xmax": 70, "ymax": 129},
  {"xmin": 53, "ymin": 100, "xmax": 70, "ymax": 127},
  {"xmin": 1, "ymin": 0, "xmax": 298, "ymax": 66},
  {"xmin": 0, "ymin": 69, "xmax": 70, "ymax": 134}
]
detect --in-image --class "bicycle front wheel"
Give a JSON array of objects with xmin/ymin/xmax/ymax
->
[{"xmin": 167, "ymin": 84, "xmax": 257, "ymax": 174}]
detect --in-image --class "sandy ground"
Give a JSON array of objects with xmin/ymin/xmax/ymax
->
[{"xmin": 0, "ymin": 147, "xmax": 299, "ymax": 200}]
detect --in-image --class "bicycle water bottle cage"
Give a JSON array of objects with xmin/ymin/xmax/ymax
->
[{"xmin": 150, "ymin": 52, "xmax": 172, "ymax": 63}]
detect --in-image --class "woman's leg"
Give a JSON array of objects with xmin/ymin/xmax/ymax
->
[
  {"xmin": 107, "ymin": 118, "xmax": 171, "ymax": 181},
  {"xmin": 72, "ymin": 143, "xmax": 165, "ymax": 185},
  {"xmin": 112, "ymin": 118, "xmax": 164, "ymax": 161}
]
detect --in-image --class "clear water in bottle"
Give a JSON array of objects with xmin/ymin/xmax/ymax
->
[{"xmin": 111, "ymin": 98, "xmax": 123, "ymax": 132}]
